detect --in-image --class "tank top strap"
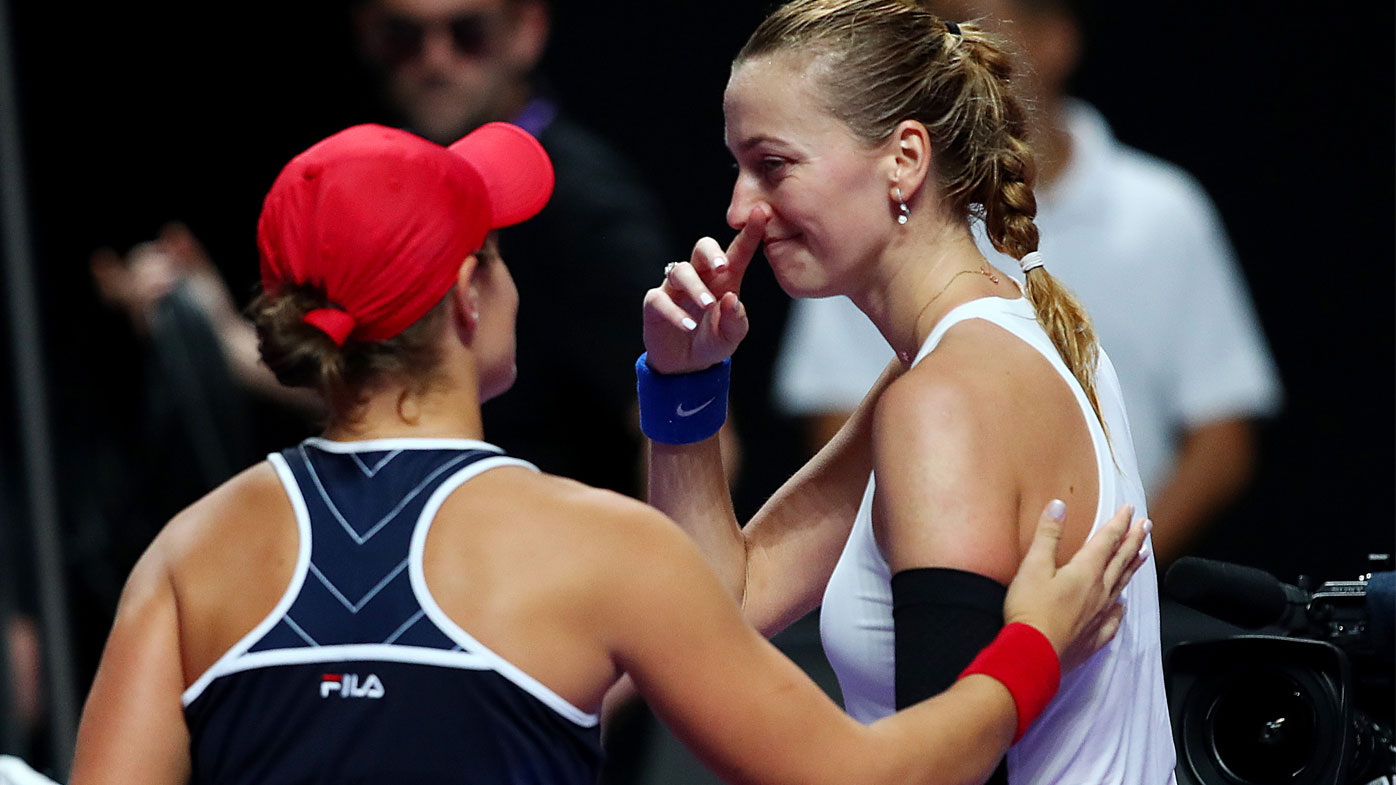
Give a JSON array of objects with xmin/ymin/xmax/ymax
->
[{"xmin": 912, "ymin": 295, "xmax": 1045, "ymax": 368}]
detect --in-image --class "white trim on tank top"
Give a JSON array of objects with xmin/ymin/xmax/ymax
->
[
  {"xmin": 182, "ymin": 452, "xmax": 315, "ymax": 706},
  {"xmin": 303, "ymin": 436, "xmax": 504, "ymax": 454},
  {"xmin": 408, "ymin": 456, "xmax": 602, "ymax": 728}
]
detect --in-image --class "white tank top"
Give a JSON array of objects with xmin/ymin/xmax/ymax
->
[{"xmin": 819, "ymin": 295, "xmax": 1176, "ymax": 784}]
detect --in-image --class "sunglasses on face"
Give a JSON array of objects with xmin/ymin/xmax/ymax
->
[{"xmin": 369, "ymin": 13, "xmax": 501, "ymax": 65}]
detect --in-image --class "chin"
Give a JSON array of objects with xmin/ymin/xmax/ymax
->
[
  {"xmin": 765, "ymin": 242, "xmax": 835, "ymax": 299},
  {"xmin": 769, "ymin": 260, "xmax": 837, "ymax": 300}
]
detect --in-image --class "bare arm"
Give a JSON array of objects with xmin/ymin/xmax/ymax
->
[
  {"xmin": 69, "ymin": 540, "xmax": 191, "ymax": 785},
  {"xmin": 1147, "ymin": 418, "xmax": 1256, "ymax": 566},
  {"xmin": 647, "ymin": 361, "xmax": 896, "ymax": 635},
  {"xmin": 602, "ymin": 500, "xmax": 1148, "ymax": 785},
  {"xmin": 643, "ymin": 209, "xmax": 902, "ymax": 636},
  {"xmin": 872, "ymin": 370, "xmax": 1022, "ymax": 583}
]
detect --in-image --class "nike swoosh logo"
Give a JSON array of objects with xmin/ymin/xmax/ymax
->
[{"xmin": 676, "ymin": 398, "xmax": 716, "ymax": 418}]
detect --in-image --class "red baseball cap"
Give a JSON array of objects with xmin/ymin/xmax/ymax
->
[{"xmin": 257, "ymin": 122, "xmax": 554, "ymax": 345}]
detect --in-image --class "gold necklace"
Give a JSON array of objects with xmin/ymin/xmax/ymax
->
[{"xmin": 897, "ymin": 264, "xmax": 1001, "ymax": 365}]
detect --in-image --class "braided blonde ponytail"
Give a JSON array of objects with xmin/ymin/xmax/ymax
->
[
  {"xmin": 737, "ymin": 0, "xmax": 1106, "ymax": 430},
  {"xmin": 955, "ymin": 27, "xmax": 1105, "ymax": 431}
]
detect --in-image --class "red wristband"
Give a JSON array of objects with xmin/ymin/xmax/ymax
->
[{"xmin": 957, "ymin": 622, "xmax": 1061, "ymax": 743}]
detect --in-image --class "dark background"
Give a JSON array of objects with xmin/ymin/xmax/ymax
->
[{"xmin": 3, "ymin": 0, "xmax": 1393, "ymax": 707}]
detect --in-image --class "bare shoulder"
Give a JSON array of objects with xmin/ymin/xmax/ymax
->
[
  {"xmin": 871, "ymin": 325, "xmax": 1020, "ymax": 579},
  {"xmin": 156, "ymin": 461, "xmax": 291, "ymax": 569},
  {"xmin": 149, "ymin": 461, "xmax": 300, "ymax": 676},
  {"xmin": 454, "ymin": 466, "xmax": 686, "ymax": 556},
  {"xmin": 872, "ymin": 355, "xmax": 1008, "ymax": 499},
  {"xmin": 876, "ymin": 344, "xmax": 992, "ymax": 443},
  {"xmin": 431, "ymin": 466, "xmax": 716, "ymax": 645},
  {"xmin": 874, "ymin": 317, "xmax": 1037, "ymax": 450}
]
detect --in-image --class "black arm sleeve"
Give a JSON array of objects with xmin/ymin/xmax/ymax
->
[{"xmin": 892, "ymin": 567, "xmax": 1009, "ymax": 785}]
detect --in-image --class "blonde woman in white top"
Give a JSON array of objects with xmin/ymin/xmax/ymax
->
[{"xmin": 639, "ymin": 1, "xmax": 1173, "ymax": 782}]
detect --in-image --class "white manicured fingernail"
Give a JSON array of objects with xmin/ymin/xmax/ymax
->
[
  {"xmin": 713, "ymin": 256, "xmax": 727, "ymax": 269},
  {"xmin": 682, "ymin": 317, "xmax": 698, "ymax": 331},
  {"xmin": 699, "ymin": 292, "xmax": 715, "ymax": 307},
  {"xmin": 1047, "ymin": 499, "xmax": 1066, "ymax": 521},
  {"xmin": 1143, "ymin": 520, "xmax": 1153, "ymax": 535},
  {"xmin": 1138, "ymin": 546, "xmax": 1151, "ymax": 561}
]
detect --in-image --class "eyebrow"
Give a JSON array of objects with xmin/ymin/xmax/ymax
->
[{"xmin": 730, "ymin": 134, "xmax": 789, "ymax": 154}]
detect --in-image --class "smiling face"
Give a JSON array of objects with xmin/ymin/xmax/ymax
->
[{"xmin": 724, "ymin": 53, "xmax": 898, "ymax": 299}]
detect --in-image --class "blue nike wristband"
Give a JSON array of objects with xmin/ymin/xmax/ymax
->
[{"xmin": 636, "ymin": 352, "xmax": 731, "ymax": 445}]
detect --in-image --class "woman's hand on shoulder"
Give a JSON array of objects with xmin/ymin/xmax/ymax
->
[
  {"xmin": 642, "ymin": 208, "xmax": 767, "ymax": 374},
  {"xmin": 1005, "ymin": 501, "xmax": 1152, "ymax": 673}
]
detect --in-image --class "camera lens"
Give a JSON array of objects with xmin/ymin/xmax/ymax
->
[{"xmin": 1206, "ymin": 670, "xmax": 1318, "ymax": 783}]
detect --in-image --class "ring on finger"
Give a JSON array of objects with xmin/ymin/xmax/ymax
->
[{"xmin": 663, "ymin": 261, "xmax": 679, "ymax": 278}]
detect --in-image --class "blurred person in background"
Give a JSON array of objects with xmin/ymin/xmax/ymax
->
[
  {"xmin": 354, "ymin": 0, "xmax": 676, "ymax": 495},
  {"xmin": 772, "ymin": 0, "xmax": 1282, "ymax": 569}
]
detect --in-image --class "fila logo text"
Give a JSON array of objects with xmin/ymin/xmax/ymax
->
[{"xmin": 320, "ymin": 673, "xmax": 386, "ymax": 699}]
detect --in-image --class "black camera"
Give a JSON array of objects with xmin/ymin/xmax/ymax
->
[{"xmin": 1164, "ymin": 558, "xmax": 1395, "ymax": 785}]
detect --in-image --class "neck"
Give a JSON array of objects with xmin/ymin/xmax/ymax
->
[
  {"xmin": 321, "ymin": 353, "xmax": 487, "ymax": 443},
  {"xmin": 850, "ymin": 211, "xmax": 999, "ymax": 367}
]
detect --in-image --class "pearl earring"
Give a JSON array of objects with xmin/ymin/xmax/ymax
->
[{"xmin": 894, "ymin": 186, "xmax": 911, "ymax": 225}]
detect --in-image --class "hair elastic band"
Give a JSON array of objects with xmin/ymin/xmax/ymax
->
[
  {"xmin": 945, "ymin": 20, "xmax": 961, "ymax": 37},
  {"xmin": 1019, "ymin": 251, "xmax": 1045, "ymax": 274},
  {"xmin": 636, "ymin": 353, "xmax": 731, "ymax": 445},
  {"xmin": 303, "ymin": 307, "xmax": 356, "ymax": 346},
  {"xmin": 958, "ymin": 622, "xmax": 1061, "ymax": 743}
]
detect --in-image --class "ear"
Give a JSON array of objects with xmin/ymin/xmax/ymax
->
[
  {"xmin": 451, "ymin": 253, "xmax": 482, "ymax": 342},
  {"xmin": 504, "ymin": 1, "xmax": 550, "ymax": 72},
  {"xmin": 886, "ymin": 119, "xmax": 933, "ymax": 203}
]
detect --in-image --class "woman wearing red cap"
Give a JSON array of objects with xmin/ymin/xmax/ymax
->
[{"xmin": 68, "ymin": 121, "xmax": 1146, "ymax": 785}]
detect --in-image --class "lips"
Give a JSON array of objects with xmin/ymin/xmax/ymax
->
[{"xmin": 763, "ymin": 234, "xmax": 799, "ymax": 252}]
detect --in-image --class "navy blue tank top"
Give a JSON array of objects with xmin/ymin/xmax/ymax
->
[{"xmin": 183, "ymin": 437, "xmax": 603, "ymax": 784}]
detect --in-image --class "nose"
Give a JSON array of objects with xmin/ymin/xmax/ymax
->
[
  {"xmin": 420, "ymin": 25, "xmax": 458, "ymax": 69},
  {"xmin": 726, "ymin": 174, "xmax": 761, "ymax": 231}
]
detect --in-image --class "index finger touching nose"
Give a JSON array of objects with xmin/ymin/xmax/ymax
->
[{"xmin": 724, "ymin": 207, "xmax": 768, "ymax": 278}]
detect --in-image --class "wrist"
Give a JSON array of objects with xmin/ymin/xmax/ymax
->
[
  {"xmin": 636, "ymin": 352, "xmax": 731, "ymax": 445},
  {"xmin": 957, "ymin": 621, "xmax": 1060, "ymax": 743},
  {"xmin": 1003, "ymin": 613, "xmax": 1066, "ymax": 657}
]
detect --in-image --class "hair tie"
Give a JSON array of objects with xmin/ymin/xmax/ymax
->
[
  {"xmin": 303, "ymin": 307, "xmax": 356, "ymax": 346},
  {"xmin": 945, "ymin": 20, "xmax": 961, "ymax": 38},
  {"xmin": 1019, "ymin": 251, "xmax": 1045, "ymax": 274}
]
